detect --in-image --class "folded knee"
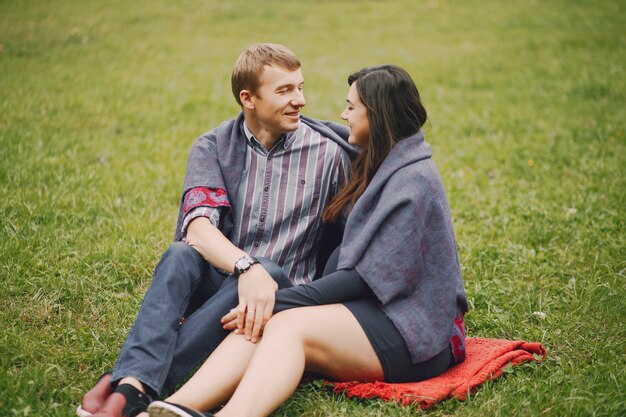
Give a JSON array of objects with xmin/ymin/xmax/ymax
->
[
  {"xmin": 163, "ymin": 241, "xmax": 200, "ymax": 263},
  {"xmin": 152, "ymin": 242, "xmax": 204, "ymax": 286}
]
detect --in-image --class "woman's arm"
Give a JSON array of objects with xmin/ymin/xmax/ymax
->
[
  {"xmin": 273, "ymin": 268, "xmax": 373, "ymax": 313},
  {"xmin": 221, "ymin": 268, "xmax": 373, "ymax": 331}
]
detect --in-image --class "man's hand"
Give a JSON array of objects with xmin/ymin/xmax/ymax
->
[{"xmin": 234, "ymin": 264, "xmax": 278, "ymax": 343}]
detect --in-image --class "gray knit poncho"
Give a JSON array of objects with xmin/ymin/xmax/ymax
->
[{"xmin": 337, "ymin": 131, "xmax": 468, "ymax": 364}]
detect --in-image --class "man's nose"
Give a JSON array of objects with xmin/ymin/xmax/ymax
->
[{"xmin": 291, "ymin": 90, "xmax": 306, "ymax": 107}]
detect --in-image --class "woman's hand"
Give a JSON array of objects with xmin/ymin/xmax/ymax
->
[{"xmin": 221, "ymin": 309, "xmax": 239, "ymax": 331}]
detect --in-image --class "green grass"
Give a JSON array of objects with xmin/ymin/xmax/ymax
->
[{"xmin": 1, "ymin": 0, "xmax": 624, "ymax": 415}]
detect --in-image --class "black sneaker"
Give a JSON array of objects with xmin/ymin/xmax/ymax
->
[
  {"xmin": 91, "ymin": 383, "xmax": 152, "ymax": 417},
  {"xmin": 147, "ymin": 401, "xmax": 214, "ymax": 417}
]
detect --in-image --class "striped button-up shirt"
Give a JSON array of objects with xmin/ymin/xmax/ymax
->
[{"xmin": 182, "ymin": 121, "xmax": 351, "ymax": 285}]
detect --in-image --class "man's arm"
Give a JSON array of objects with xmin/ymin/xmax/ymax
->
[
  {"xmin": 185, "ymin": 217, "xmax": 278, "ymax": 344},
  {"xmin": 185, "ymin": 217, "xmax": 245, "ymax": 272}
]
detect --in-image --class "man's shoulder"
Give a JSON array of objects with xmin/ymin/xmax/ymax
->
[
  {"xmin": 189, "ymin": 130, "xmax": 218, "ymax": 154},
  {"xmin": 193, "ymin": 114, "xmax": 244, "ymax": 146},
  {"xmin": 300, "ymin": 115, "xmax": 356, "ymax": 156},
  {"xmin": 300, "ymin": 123, "xmax": 350, "ymax": 159}
]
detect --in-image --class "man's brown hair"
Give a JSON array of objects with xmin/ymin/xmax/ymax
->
[{"xmin": 231, "ymin": 43, "xmax": 301, "ymax": 106}]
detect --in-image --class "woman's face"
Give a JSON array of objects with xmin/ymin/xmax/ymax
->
[{"xmin": 340, "ymin": 82, "xmax": 370, "ymax": 148}]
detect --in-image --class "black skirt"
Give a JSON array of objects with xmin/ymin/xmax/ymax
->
[
  {"xmin": 273, "ymin": 248, "xmax": 454, "ymax": 383},
  {"xmin": 343, "ymin": 296, "xmax": 453, "ymax": 382}
]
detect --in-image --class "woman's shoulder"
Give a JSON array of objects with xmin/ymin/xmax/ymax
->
[{"xmin": 387, "ymin": 156, "xmax": 442, "ymax": 192}]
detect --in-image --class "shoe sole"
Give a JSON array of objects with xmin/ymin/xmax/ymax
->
[
  {"xmin": 148, "ymin": 401, "xmax": 197, "ymax": 417},
  {"xmin": 76, "ymin": 405, "xmax": 93, "ymax": 417}
]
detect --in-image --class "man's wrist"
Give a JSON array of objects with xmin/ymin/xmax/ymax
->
[{"xmin": 233, "ymin": 255, "xmax": 259, "ymax": 276}]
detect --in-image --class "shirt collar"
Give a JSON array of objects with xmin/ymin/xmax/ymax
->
[{"xmin": 243, "ymin": 121, "xmax": 299, "ymax": 154}]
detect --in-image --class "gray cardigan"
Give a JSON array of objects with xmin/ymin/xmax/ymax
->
[{"xmin": 337, "ymin": 131, "xmax": 468, "ymax": 364}]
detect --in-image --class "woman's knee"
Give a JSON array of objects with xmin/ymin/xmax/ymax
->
[
  {"xmin": 263, "ymin": 310, "xmax": 304, "ymax": 339},
  {"xmin": 262, "ymin": 308, "xmax": 332, "ymax": 351}
]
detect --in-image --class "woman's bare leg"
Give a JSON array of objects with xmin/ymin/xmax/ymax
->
[
  {"xmin": 164, "ymin": 331, "xmax": 258, "ymax": 411},
  {"xmin": 215, "ymin": 304, "xmax": 383, "ymax": 417}
]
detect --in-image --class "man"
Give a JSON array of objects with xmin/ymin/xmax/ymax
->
[{"xmin": 78, "ymin": 43, "xmax": 354, "ymax": 417}]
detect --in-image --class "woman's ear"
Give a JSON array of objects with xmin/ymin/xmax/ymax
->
[{"xmin": 240, "ymin": 90, "xmax": 255, "ymax": 110}]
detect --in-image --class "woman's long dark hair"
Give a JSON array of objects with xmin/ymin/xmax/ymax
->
[{"xmin": 323, "ymin": 65, "xmax": 428, "ymax": 222}]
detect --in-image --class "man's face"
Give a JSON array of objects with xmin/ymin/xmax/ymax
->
[{"xmin": 248, "ymin": 65, "xmax": 306, "ymax": 137}]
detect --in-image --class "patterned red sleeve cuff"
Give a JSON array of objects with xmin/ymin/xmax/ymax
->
[{"xmin": 183, "ymin": 187, "xmax": 230, "ymax": 214}]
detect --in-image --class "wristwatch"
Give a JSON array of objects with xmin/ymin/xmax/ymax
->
[{"xmin": 234, "ymin": 255, "xmax": 259, "ymax": 276}]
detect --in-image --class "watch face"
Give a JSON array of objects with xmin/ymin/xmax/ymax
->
[
  {"xmin": 236, "ymin": 258, "xmax": 250, "ymax": 270},
  {"xmin": 235, "ymin": 257, "xmax": 254, "ymax": 274}
]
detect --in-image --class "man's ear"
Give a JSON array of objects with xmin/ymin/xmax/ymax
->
[{"xmin": 240, "ymin": 90, "xmax": 255, "ymax": 110}]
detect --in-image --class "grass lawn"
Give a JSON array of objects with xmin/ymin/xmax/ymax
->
[{"xmin": 1, "ymin": 0, "xmax": 624, "ymax": 415}]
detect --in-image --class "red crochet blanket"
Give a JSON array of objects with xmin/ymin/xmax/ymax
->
[{"xmin": 330, "ymin": 337, "xmax": 546, "ymax": 410}]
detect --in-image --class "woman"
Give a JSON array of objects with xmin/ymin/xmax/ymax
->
[{"xmin": 147, "ymin": 65, "xmax": 469, "ymax": 417}]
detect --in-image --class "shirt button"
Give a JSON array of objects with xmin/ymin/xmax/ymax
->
[
  {"xmin": 260, "ymin": 217, "xmax": 265, "ymax": 222},
  {"xmin": 300, "ymin": 180, "xmax": 305, "ymax": 185},
  {"xmin": 264, "ymin": 186, "xmax": 269, "ymax": 192},
  {"xmin": 254, "ymin": 243, "xmax": 259, "ymax": 247}
]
